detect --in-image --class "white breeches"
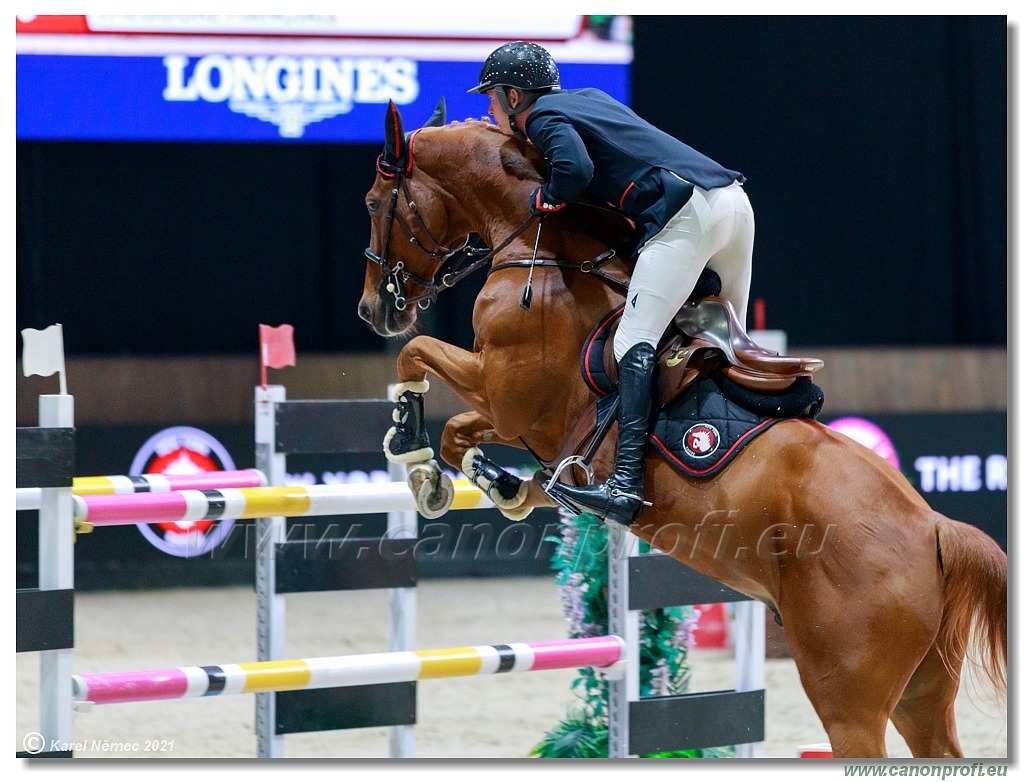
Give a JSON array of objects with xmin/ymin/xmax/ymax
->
[{"xmin": 613, "ymin": 180, "xmax": 754, "ymax": 361}]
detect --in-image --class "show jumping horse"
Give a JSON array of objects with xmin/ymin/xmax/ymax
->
[{"xmin": 357, "ymin": 99, "xmax": 1006, "ymax": 758}]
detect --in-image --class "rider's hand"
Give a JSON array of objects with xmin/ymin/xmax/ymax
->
[{"xmin": 530, "ymin": 187, "xmax": 566, "ymax": 216}]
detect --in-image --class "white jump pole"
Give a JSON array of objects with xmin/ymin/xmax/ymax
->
[
  {"xmin": 386, "ymin": 383, "xmax": 417, "ymax": 758},
  {"xmin": 38, "ymin": 393, "xmax": 75, "ymax": 752}
]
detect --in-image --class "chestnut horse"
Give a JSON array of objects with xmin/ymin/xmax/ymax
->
[{"xmin": 357, "ymin": 100, "xmax": 1006, "ymax": 758}]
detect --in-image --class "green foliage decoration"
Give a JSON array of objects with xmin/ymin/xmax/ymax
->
[{"xmin": 530, "ymin": 511, "xmax": 734, "ymax": 759}]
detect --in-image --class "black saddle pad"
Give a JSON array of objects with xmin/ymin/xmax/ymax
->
[
  {"xmin": 650, "ymin": 376, "xmax": 779, "ymax": 478},
  {"xmin": 581, "ymin": 309, "xmax": 824, "ymax": 479}
]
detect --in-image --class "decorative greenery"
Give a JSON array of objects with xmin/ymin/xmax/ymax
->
[{"xmin": 530, "ymin": 510, "xmax": 734, "ymax": 759}]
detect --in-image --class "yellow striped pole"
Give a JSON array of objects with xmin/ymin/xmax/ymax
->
[{"xmin": 71, "ymin": 480, "xmax": 495, "ymax": 526}]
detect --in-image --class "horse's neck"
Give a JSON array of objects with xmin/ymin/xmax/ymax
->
[
  {"xmin": 477, "ymin": 250, "xmax": 625, "ymax": 356},
  {"xmin": 423, "ymin": 125, "xmax": 632, "ymax": 324},
  {"xmin": 413, "ymin": 125, "xmax": 526, "ymax": 245},
  {"xmin": 421, "ymin": 124, "xmax": 633, "ymax": 264}
]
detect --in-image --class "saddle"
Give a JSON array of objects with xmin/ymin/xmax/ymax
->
[
  {"xmin": 545, "ymin": 296, "xmax": 824, "ymax": 484},
  {"xmin": 601, "ymin": 296, "xmax": 822, "ymax": 407}
]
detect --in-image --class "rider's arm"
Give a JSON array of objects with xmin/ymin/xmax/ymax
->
[{"xmin": 525, "ymin": 112, "xmax": 594, "ymax": 206}]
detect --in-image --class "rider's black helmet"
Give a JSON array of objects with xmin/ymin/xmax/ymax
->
[{"xmin": 467, "ymin": 41, "xmax": 560, "ymax": 95}]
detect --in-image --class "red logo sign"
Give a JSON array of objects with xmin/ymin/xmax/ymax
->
[{"xmin": 683, "ymin": 423, "xmax": 720, "ymax": 459}]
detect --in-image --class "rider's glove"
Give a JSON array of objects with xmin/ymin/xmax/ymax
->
[{"xmin": 530, "ymin": 187, "xmax": 566, "ymax": 216}]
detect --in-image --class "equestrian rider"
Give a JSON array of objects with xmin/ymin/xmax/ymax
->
[{"xmin": 469, "ymin": 41, "xmax": 756, "ymax": 529}]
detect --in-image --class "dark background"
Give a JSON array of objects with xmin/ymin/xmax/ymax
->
[{"xmin": 16, "ymin": 16, "xmax": 1008, "ymax": 355}]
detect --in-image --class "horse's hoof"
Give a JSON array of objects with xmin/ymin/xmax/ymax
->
[{"xmin": 416, "ymin": 471, "xmax": 454, "ymax": 519}]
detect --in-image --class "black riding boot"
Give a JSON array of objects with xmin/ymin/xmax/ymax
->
[{"xmin": 549, "ymin": 341, "xmax": 656, "ymax": 528}]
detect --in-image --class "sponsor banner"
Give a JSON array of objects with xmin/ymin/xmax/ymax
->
[
  {"xmin": 16, "ymin": 14, "xmax": 589, "ymax": 40},
  {"xmin": 16, "ymin": 15, "xmax": 632, "ymax": 143},
  {"xmin": 16, "ymin": 54, "xmax": 628, "ymax": 142}
]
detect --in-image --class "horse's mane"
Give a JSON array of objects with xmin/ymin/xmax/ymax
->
[
  {"xmin": 420, "ymin": 118, "xmax": 636, "ymax": 255},
  {"xmin": 428, "ymin": 118, "xmax": 546, "ymax": 183}
]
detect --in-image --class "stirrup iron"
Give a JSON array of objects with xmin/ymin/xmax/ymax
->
[{"xmin": 543, "ymin": 455, "xmax": 595, "ymax": 493}]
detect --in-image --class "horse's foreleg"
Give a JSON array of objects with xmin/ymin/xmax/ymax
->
[
  {"xmin": 384, "ymin": 378, "xmax": 433, "ymax": 464},
  {"xmin": 385, "ymin": 336, "xmax": 491, "ymax": 518},
  {"xmin": 462, "ymin": 447, "xmax": 530, "ymax": 520},
  {"xmin": 440, "ymin": 411, "xmax": 557, "ymax": 521},
  {"xmin": 395, "ymin": 335, "xmax": 491, "ymax": 410},
  {"xmin": 379, "ymin": 377, "xmax": 451, "ymax": 518}
]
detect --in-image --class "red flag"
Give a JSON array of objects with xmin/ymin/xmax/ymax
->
[{"xmin": 259, "ymin": 324, "xmax": 296, "ymax": 388}]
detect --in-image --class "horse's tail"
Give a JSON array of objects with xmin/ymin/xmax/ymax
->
[{"xmin": 935, "ymin": 516, "xmax": 1007, "ymax": 698}]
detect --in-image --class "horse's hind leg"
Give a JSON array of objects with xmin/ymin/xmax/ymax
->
[
  {"xmin": 783, "ymin": 599, "xmax": 928, "ymax": 757},
  {"xmin": 890, "ymin": 644, "xmax": 964, "ymax": 758},
  {"xmin": 801, "ymin": 676, "xmax": 893, "ymax": 758}
]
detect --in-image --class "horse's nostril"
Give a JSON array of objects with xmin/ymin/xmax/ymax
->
[{"xmin": 358, "ymin": 300, "xmax": 373, "ymax": 323}]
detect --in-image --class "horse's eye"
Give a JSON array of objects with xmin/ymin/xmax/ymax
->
[{"xmin": 366, "ymin": 200, "xmax": 380, "ymax": 214}]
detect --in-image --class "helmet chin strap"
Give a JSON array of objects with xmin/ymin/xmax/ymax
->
[
  {"xmin": 496, "ymin": 86, "xmax": 534, "ymax": 143},
  {"xmin": 509, "ymin": 116, "xmax": 528, "ymax": 144}
]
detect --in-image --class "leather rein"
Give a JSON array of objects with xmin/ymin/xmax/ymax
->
[{"xmin": 365, "ymin": 162, "xmax": 627, "ymax": 310}]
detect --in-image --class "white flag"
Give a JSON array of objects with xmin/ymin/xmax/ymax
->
[{"xmin": 21, "ymin": 324, "xmax": 67, "ymax": 391}]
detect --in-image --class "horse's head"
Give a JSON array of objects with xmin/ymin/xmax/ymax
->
[
  {"xmin": 358, "ymin": 99, "xmax": 636, "ymax": 337},
  {"xmin": 358, "ymin": 98, "xmax": 459, "ymax": 337}
]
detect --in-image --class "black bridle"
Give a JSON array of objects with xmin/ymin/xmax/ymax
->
[{"xmin": 364, "ymin": 160, "xmax": 539, "ymax": 311}]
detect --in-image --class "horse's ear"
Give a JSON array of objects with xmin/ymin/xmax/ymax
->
[
  {"xmin": 423, "ymin": 97, "xmax": 446, "ymax": 128},
  {"xmin": 382, "ymin": 100, "xmax": 407, "ymax": 169}
]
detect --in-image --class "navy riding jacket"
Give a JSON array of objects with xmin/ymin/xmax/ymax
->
[{"xmin": 524, "ymin": 88, "xmax": 744, "ymax": 256}]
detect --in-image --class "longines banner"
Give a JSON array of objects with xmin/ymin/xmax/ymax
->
[{"xmin": 15, "ymin": 14, "xmax": 632, "ymax": 142}]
